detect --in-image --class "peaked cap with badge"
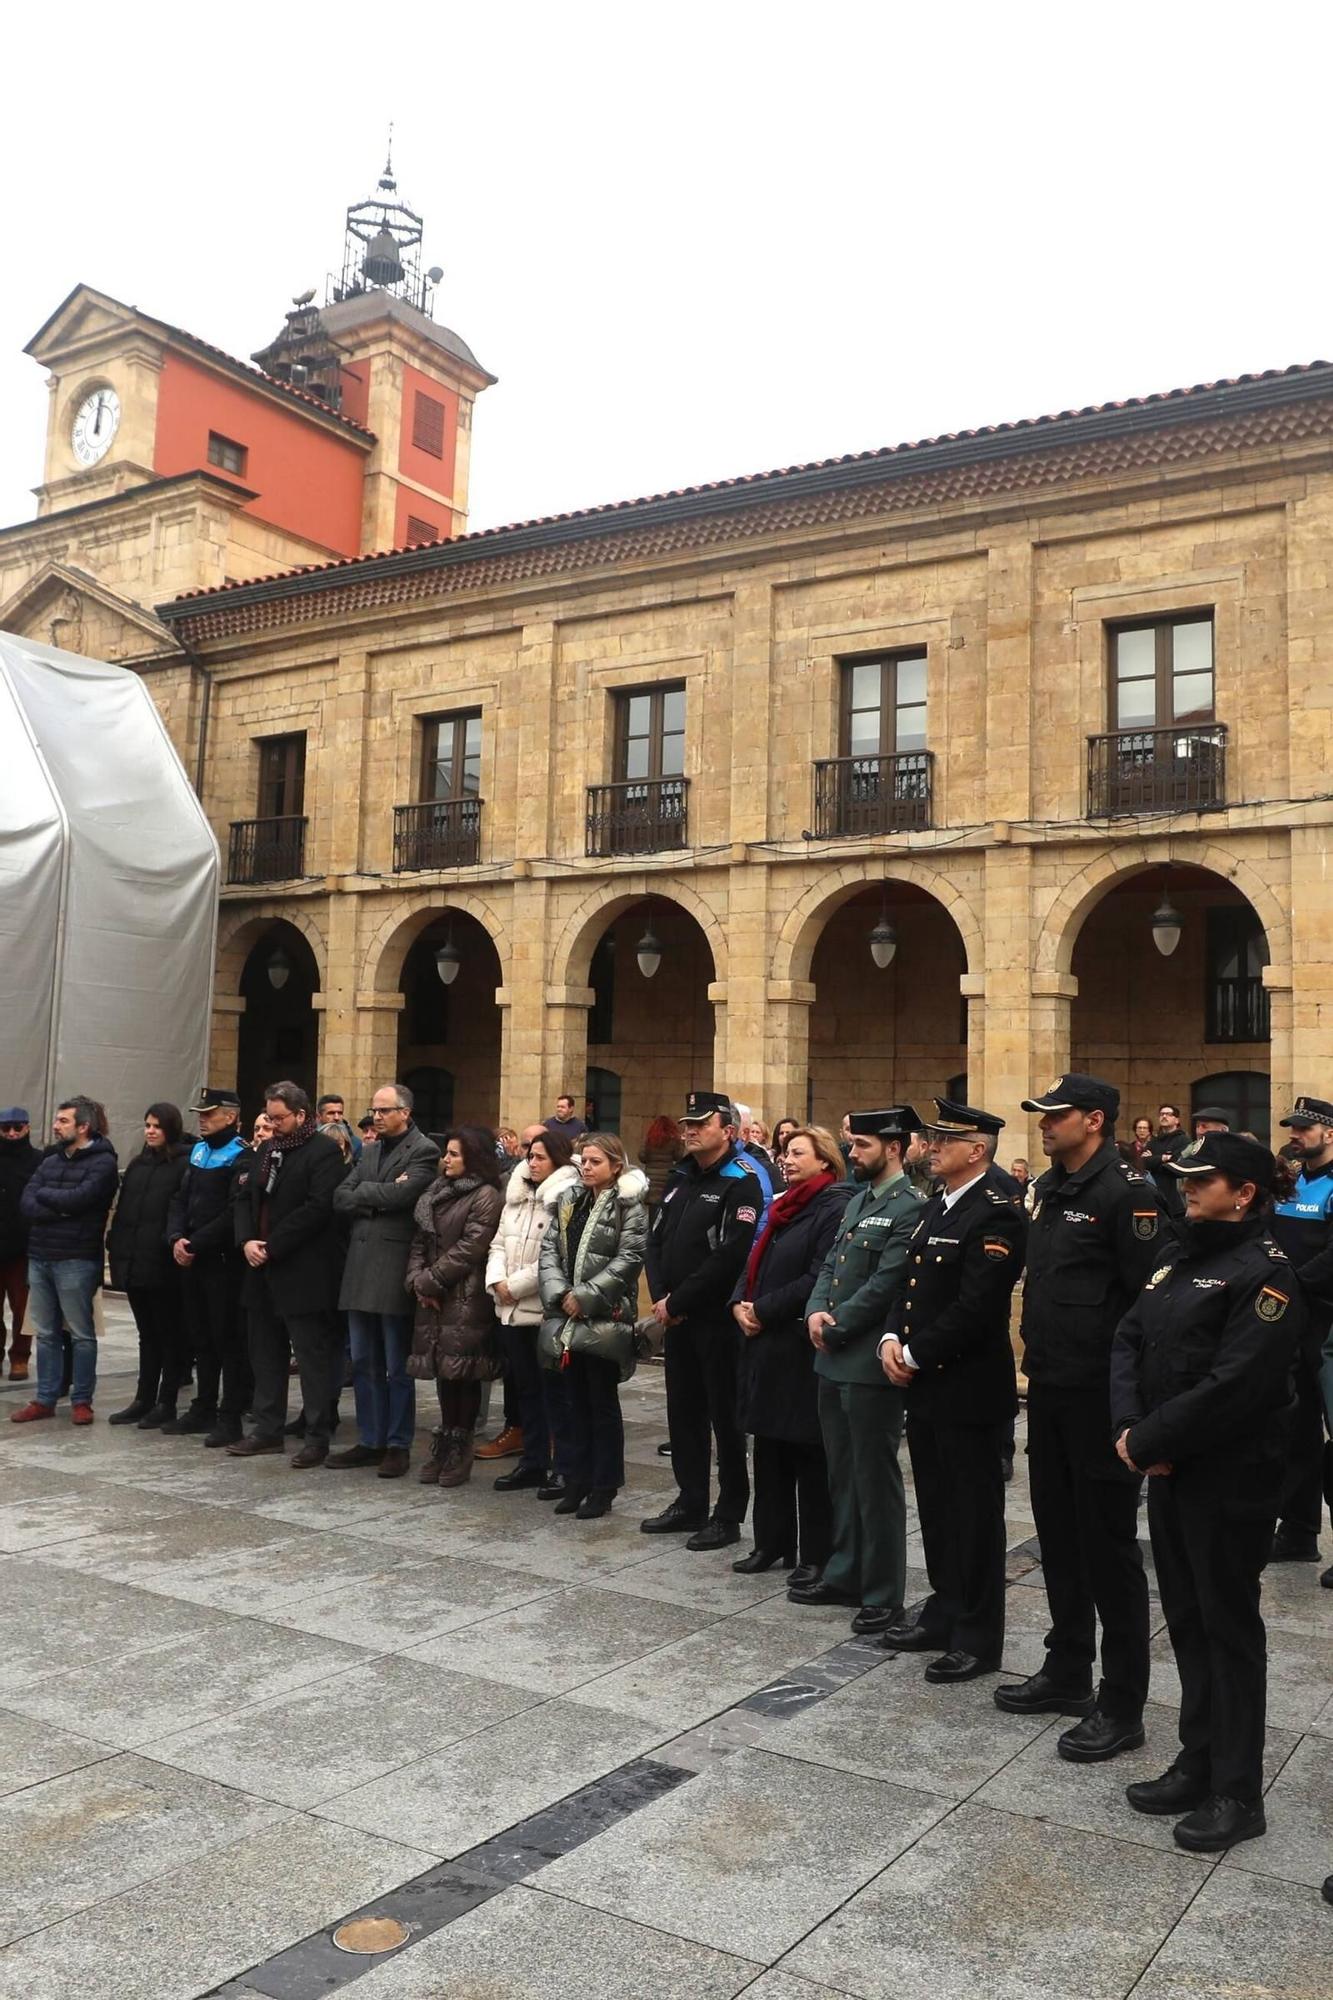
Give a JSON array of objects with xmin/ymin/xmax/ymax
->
[
  {"xmin": 923, "ymin": 1096, "xmax": 1005, "ymax": 1137},
  {"xmin": 846, "ymin": 1106, "xmax": 922, "ymax": 1142},
  {"xmin": 1021, "ymin": 1073, "xmax": 1120, "ymax": 1120},
  {"xmin": 680, "ymin": 1089, "xmax": 733, "ymax": 1124},
  {"xmin": 1279, "ymin": 1094, "xmax": 1333, "ymax": 1129}
]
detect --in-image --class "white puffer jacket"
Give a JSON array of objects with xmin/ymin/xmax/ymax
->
[{"xmin": 485, "ymin": 1159, "xmax": 581, "ymax": 1325}]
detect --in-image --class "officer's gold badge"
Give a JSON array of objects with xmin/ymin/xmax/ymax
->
[
  {"xmin": 1132, "ymin": 1210, "xmax": 1158, "ymax": 1240},
  {"xmin": 1256, "ymin": 1286, "xmax": 1289, "ymax": 1322},
  {"xmin": 1145, "ymin": 1266, "xmax": 1171, "ymax": 1288}
]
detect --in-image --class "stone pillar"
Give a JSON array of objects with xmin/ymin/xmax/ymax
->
[
  {"xmin": 542, "ymin": 988, "xmax": 594, "ymax": 1109},
  {"xmin": 727, "ymin": 584, "xmax": 774, "ymax": 846},
  {"xmin": 1284, "ymin": 825, "xmax": 1333, "ymax": 1095},
  {"xmin": 717, "ymin": 853, "xmax": 768, "ymax": 1110},
  {"xmin": 209, "ymin": 992, "xmax": 245, "ymax": 1091},
  {"xmin": 502, "ymin": 873, "xmax": 551, "ymax": 1120},
  {"xmin": 764, "ymin": 981, "xmax": 815, "ymax": 1122},
  {"xmin": 707, "ymin": 981, "xmax": 730, "ymax": 1096},
  {"xmin": 321, "ymin": 892, "xmax": 362, "ymax": 1099},
  {"xmin": 326, "ymin": 652, "xmax": 370, "ymax": 877},
  {"xmin": 513, "ymin": 624, "xmax": 557, "ymax": 862},
  {"xmin": 983, "ymin": 535, "xmax": 1035, "ymax": 822},
  {"xmin": 353, "ymin": 992, "xmax": 404, "ymax": 1096}
]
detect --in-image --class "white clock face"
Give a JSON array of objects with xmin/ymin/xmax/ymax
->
[{"xmin": 71, "ymin": 387, "xmax": 120, "ymax": 466}]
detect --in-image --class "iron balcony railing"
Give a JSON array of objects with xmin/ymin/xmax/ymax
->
[
  {"xmin": 585, "ymin": 776, "xmax": 689, "ymax": 858},
  {"xmin": 812, "ymin": 751, "xmax": 933, "ymax": 838},
  {"xmin": 393, "ymin": 797, "xmax": 483, "ymax": 871},
  {"xmin": 1087, "ymin": 723, "xmax": 1228, "ymax": 817},
  {"xmin": 1207, "ymin": 974, "xmax": 1270, "ymax": 1044},
  {"xmin": 227, "ymin": 815, "xmax": 307, "ymax": 885}
]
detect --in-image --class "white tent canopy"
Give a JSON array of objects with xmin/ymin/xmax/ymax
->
[{"xmin": 0, "ymin": 632, "xmax": 218, "ymax": 1157}]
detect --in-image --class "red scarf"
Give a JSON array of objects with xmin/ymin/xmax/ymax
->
[{"xmin": 743, "ymin": 1170, "xmax": 835, "ymax": 1295}]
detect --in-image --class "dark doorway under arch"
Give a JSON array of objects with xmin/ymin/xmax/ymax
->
[{"xmin": 237, "ymin": 922, "xmax": 320, "ymax": 1119}]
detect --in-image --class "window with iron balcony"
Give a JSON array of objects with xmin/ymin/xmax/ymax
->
[
  {"xmin": 814, "ymin": 651, "xmax": 932, "ymax": 838},
  {"xmin": 228, "ymin": 732, "xmax": 306, "ymax": 883},
  {"xmin": 587, "ymin": 684, "xmax": 688, "ymax": 858},
  {"xmin": 394, "ymin": 711, "xmax": 482, "ymax": 871},
  {"xmin": 1088, "ymin": 615, "xmax": 1225, "ymax": 816}
]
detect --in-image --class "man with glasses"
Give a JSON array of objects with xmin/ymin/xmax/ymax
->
[
  {"xmin": 329, "ymin": 1085, "xmax": 439, "ymax": 1477},
  {"xmin": 0, "ymin": 1108, "xmax": 39, "ymax": 1380}
]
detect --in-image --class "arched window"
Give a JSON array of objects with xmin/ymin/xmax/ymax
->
[{"xmin": 1192, "ymin": 1071, "xmax": 1269, "ymax": 1143}]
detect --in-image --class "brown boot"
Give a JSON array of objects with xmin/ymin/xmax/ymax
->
[
  {"xmin": 475, "ymin": 1424, "xmax": 523, "ymax": 1461},
  {"xmin": 437, "ymin": 1427, "xmax": 475, "ymax": 1489},
  {"xmin": 418, "ymin": 1431, "xmax": 446, "ymax": 1485},
  {"xmin": 377, "ymin": 1447, "xmax": 411, "ymax": 1479}
]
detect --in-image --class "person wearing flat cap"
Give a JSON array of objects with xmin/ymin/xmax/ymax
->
[
  {"xmin": 876, "ymin": 1100, "xmax": 1026, "ymax": 1681},
  {"xmin": 1268, "ymin": 1093, "xmax": 1333, "ymax": 1571},
  {"xmin": 790, "ymin": 1107, "xmax": 923, "ymax": 1635},
  {"xmin": 995, "ymin": 1073, "xmax": 1171, "ymax": 1765},
  {"xmin": 1110, "ymin": 1132, "xmax": 1303, "ymax": 1853}
]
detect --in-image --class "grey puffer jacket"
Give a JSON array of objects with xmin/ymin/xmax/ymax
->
[{"xmin": 537, "ymin": 1168, "xmax": 649, "ymax": 1380}]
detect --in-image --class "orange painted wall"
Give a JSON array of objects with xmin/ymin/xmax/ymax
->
[
  {"xmin": 338, "ymin": 363, "xmax": 370, "ymax": 428},
  {"xmin": 397, "ymin": 362, "xmax": 458, "ymax": 502},
  {"xmin": 394, "ymin": 490, "xmax": 444, "ymax": 547},
  {"xmin": 153, "ymin": 351, "xmax": 366, "ymax": 556}
]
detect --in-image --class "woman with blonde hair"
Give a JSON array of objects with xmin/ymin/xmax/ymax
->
[{"xmin": 731, "ymin": 1124, "xmax": 851, "ymax": 1579}]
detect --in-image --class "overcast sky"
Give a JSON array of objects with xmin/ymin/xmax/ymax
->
[{"xmin": 3, "ymin": 3, "xmax": 1329, "ymax": 547}]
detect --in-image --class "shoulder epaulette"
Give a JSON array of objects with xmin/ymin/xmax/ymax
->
[{"xmin": 1264, "ymin": 1240, "xmax": 1290, "ymax": 1261}]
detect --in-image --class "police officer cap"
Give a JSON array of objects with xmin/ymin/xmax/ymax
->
[
  {"xmin": 1020, "ymin": 1072, "xmax": 1120, "ymax": 1119},
  {"xmin": 187, "ymin": 1086, "xmax": 241, "ymax": 1113},
  {"xmin": 846, "ymin": 1105, "xmax": 922, "ymax": 1141},
  {"xmin": 923, "ymin": 1096, "xmax": 1005, "ymax": 1137},
  {"xmin": 1167, "ymin": 1131, "xmax": 1278, "ymax": 1191},
  {"xmin": 1279, "ymin": 1094, "xmax": 1333, "ymax": 1129},
  {"xmin": 680, "ymin": 1089, "xmax": 733, "ymax": 1124}
]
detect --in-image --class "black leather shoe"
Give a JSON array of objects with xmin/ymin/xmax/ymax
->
[
  {"xmin": 787, "ymin": 1578, "xmax": 859, "ymax": 1607},
  {"xmin": 576, "ymin": 1489, "xmax": 615, "ymax": 1519},
  {"xmin": 641, "ymin": 1500, "xmax": 707, "ymax": 1535},
  {"xmin": 925, "ymin": 1650, "xmax": 1000, "ymax": 1684},
  {"xmin": 494, "ymin": 1464, "xmax": 548, "ymax": 1491},
  {"xmin": 994, "ymin": 1672, "xmax": 1095, "ymax": 1716},
  {"xmin": 788, "ymin": 1563, "xmax": 820, "ymax": 1591},
  {"xmin": 1057, "ymin": 1709, "xmax": 1146, "ymax": 1763},
  {"xmin": 136, "ymin": 1403, "xmax": 173, "ymax": 1430},
  {"xmin": 203, "ymin": 1423, "xmax": 242, "ymax": 1448},
  {"xmin": 1126, "ymin": 1767, "xmax": 1211, "ymax": 1816},
  {"xmin": 554, "ymin": 1487, "xmax": 589, "ymax": 1515},
  {"xmin": 1322, "ymin": 1564, "xmax": 1333, "ymax": 1590},
  {"xmin": 171, "ymin": 1408, "xmax": 214, "ymax": 1434},
  {"xmin": 1172, "ymin": 1795, "xmax": 1266, "ymax": 1852},
  {"xmin": 686, "ymin": 1519, "xmax": 741, "ymax": 1552},
  {"xmin": 108, "ymin": 1401, "xmax": 149, "ymax": 1426},
  {"xmin": 731, "ymin": 1548, "xmax": 796, "ymax": 1574},
  {"xmin": 1322, "ymin": 1873, "xmax": 1333, "ymax": 1905},
  {"xmin": 656, "ymin": 1440, "xmax": 672, "ymax": 1456},
  {"xmin": 881, "ymin": 1620, "xmax": 949, "ymax": 1652},
  {"xmin": 851, "ymin": 1605, "xmax": 902, "ymax": 1637},
  {"xmin": 537, "ymin": 1478, "xmax": 566, "ymax": 1501},
  {"xmin": 1270, "ymin": 1528, "xmax": 1321, "ymax": 1562}
]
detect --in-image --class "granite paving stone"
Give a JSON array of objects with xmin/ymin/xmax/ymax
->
[
  {"xmin": 784, "ymin": 1799, "xmax": 1209, "ymax": 2000},
  {"xmin": 591, "ymin": 1543, "xmax": 798, "ymax": 1615},
  {"xmin": 536, "ymin": 1745, "xmax": 949, "ymax": 1961},
  {"xmin": 251, "ymin": 1553, "xmax": 561, "ymax": 1650},
  {"xmin": 1129, "ymin": 1863, "xmax": 1333, "ymax": 1999},
  {"xmin": 1220, "ymin": 1730, "xmax": 1333, "ymax": 1889},
  {"xmin": 314, "ymin": 1697, "xmax": 668, "ymax": 1855},
  {"xmin": 0, "ymin": 1752, "xmax": 285, "ymax": 1946},
  {"xmin": 1148, "ymin": 1624, "xmax": 1333, "ymax": 1730},
  {"xmin": 0, "ymin": 1716, "xmax": 114, "ymax": 1797},
  {"xmin": 0, "ymin": 1812, "xmax": 436, "ymax": 2000},
  {"xmin": 400, "ymin": 1580, "xmax": 712, "ymax": 1692},
  {"xmin": 342, "ymin": 1884, "xmax": 763, "ymax": 1999},
  {"xmin": 564, "ymin": 1612, "xmax": 846, "ymax": 1729},
  {"xmin": 0, "ymin": 1556, "xmax": 235, "ymax": 1680}
]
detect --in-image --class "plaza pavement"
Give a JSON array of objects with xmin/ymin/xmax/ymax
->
[{"xmin": 0, "ymin": 1296, "xmax": 1331, "ymax": 2000}]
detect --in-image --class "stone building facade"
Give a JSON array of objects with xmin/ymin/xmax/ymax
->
[{"xmin": 137, "ymin": 360, "xmax": 1333, "ymax": 1150}]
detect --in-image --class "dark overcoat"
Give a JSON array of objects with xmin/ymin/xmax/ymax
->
[{"xmin": 735, "ymin": 1180, "xmax": 854, "ymax": 1442}]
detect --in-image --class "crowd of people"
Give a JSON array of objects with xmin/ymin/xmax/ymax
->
[{"xmin": 1, "ymin": 1074, "xmax": 1331, "ymax": 1898}]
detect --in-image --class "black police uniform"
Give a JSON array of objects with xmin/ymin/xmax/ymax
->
[
  {"xmin": 168, "ymin": 1097, "xmax": 253, "ymax": 1439},
  {"xmin": 646, "ymin": 1094, "xmax": 762, "ymax": 1528},
  {"xmin": 1010, "ymin": 1077, "xmax": 1171, "ymax": 1725},
  {"xmin": 884, "ymin": 1103, "xmax": 1026, "ymax": 1666},
  {"xmin": 1111, "ymin": 1189, "xmax": 1302, "ymax": 1806},
  {"xmin": 1269, "ymin": 1095, "xmax": 1333, "ymax": 1556}
]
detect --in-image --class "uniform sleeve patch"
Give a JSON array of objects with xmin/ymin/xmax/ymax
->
[
  {"xmin": 1132, "ymin": 1211, "xmax": 1159, "ymax": 1240},
  {"xmin": 736, "ymin": 1206, "xmax": 757, "ymax": 1225},
  {"xmin": 982, "ymin": 1239, "xmax": 1012, "ymax": 1260},
  {"xmin": 1256, "ymin": 1286, "xmax": 1290, "ymax": 1322}
]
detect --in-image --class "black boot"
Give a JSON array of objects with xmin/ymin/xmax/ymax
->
[
  {"xmin": 136, "ymin": 1403, "xmax": 174, "ymax": 1429},
  {"xmin": 108, "ymin": 1400, "xmax": 150, "ymax": 1426}
]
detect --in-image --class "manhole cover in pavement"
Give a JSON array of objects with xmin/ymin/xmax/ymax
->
[{"xmin": 332, "ymin": 1917, "xmax": 410, "ymax": 1954}]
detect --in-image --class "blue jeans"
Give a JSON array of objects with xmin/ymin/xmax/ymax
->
[
  {"xmin": 28, "ymin": 1258, "xmax": 100, "ymax": 1407},
  {"xmin": 347, "ymin": 1310, "xmax": 415, "ymax": 1450}
]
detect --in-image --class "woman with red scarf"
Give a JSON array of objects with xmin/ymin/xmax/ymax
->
[{"xmin": 731, "ymin": 1125, "xmax": 852, "ymax": 1582}]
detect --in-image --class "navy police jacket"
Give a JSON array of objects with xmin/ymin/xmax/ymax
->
[{"xmin": 646, "ymin": 1144, "xmax": 762, "ymax": 1320}]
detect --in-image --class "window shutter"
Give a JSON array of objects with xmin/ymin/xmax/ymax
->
[
  {"xmin": 412, "ymin": 393, "xmax": 445, "ymax": 457},
  {"xmin": 405, "ymin": 515, "xmax": 439, "ymax": 545}
]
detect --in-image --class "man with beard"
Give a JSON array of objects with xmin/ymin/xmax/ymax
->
[
  {"xmin": 1268, "ymin": 1094, "xmax": 1333, "ymax": 1572},
  {"xmin": 790, "ymin": 1107, "xmax": 923, "ymax": 1636}
]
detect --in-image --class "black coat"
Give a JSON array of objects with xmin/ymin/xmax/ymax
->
[
  {"xmin": 233, "ymin": 1128, "xmax": 349, "ymax": 1315},
  {"xmin": 0, "ymin": 1136, "xmax": 40, "ymax": 1262},
  {"xmin": 886, "ymin": 1179, "xmax": 1026, "ymax": 1424},
  {"xmin": 167, "ymin": 1128, "xmax": 251, "ymax": 1262},
  {"xmin": 21, "ymin": 1134, "xmax": 119, "ymax": 1262},
  {"xmin": 1110, "ymin": 1216, "xmax": 1303, "ymax": 1467},
  {"xmin": 107, "ymin": 1147, "xmax": 189, "ymax": 1291},
  {"xmin": 735, "ymin": 1181, "xmax": 853, "ymax": 1443}
]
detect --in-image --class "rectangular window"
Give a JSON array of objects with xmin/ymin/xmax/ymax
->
[
  {"xmin": 1110, "ymin": 616, "xmax": 1214, "ymax": 730},
  {"xmin": 405, "ymin": 515, "xmax": 439, "ymax": 545},
  {"xmin": 1205, "ymin": 906, "xmax": 1270, "ymax": 1043},
  {"xmin": 420, "ymin": 711, "xmax": 482, "ymax": 801},
  {"xmin": 207, "ymin": 431, "xmax": 248, "ymax": 476},
  {"xmin": 839, "ymin": 651, "xmax": 928, "ymax": 757},
  {"xmin": 614, "ymin": 683, "xmax": 685, "ymax": 783},
  {"xmin": 412, "ymin": 392, "xmax": 445, "ymax": 457},
  {"xmin": 256, "ymin": 733, "xmax": 305, "ymax": 818}
]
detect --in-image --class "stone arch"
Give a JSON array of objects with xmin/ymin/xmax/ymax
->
[
  {"xmin": 217, "ymin": 905, "xmax": 328, "ymax": 993},
  {"xmin": 771, "ymin": 857, "xmax": 983, "ymax": 986},
  {"xmin": 551, "ymin": 875, "xmax": 728, "ymax": 991},
  {"xmin": 1035, "ymin": 841, "xmax": 1289, "ymax": 979},
  {"xmin": 361, "ymin": 889, "xmax": 513, "ymax": 996}
]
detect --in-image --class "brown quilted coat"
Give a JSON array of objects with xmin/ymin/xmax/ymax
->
[{"xmin": 405, "ymin": 1177, "xmax": 503, "ymax": 1383}]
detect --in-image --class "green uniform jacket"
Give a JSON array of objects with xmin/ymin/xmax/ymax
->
[{"xmin": 808, "ymin": 1172, "xmax": 923, "ymax": 1387}]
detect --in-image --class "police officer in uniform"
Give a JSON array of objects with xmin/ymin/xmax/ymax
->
[
  {"xmin": 1110, "ymin": 1133, "xmax": 1303, "ymax": 1852},
  {"xmin": 791, "ymin": 1107, "xmax": 923, "ymax": 1635},
  {"xmin": 995, "ymin": 1074, "xmax": 1170, "ymax": 1763},
  {"xmin": 167, "ymin": 1088, "xmax": 252, "ymax": 1445},
  {"xmin": 643, "ymin": 1090, "xmax": 762, "ymax": 1549},
  {"xmin": 1268, "ymin": 1094, "xmax": 1333, "ymax": 1570},
  {"xmin": 877, "ymin": 1100, "xmax": 1026, "ymax": 1680}
]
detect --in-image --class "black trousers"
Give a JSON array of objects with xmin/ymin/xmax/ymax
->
[
  {"xmin": 127, "ymin": 1284, "xmax": 190, "ymax": 1408},
  {"xmin": 1276, "ymin": 1360, "xmax": 1332, "ymax": 1540},
  {"xmin": 665, "ymin": 1314, "xmax": 749, "ymax": 1522},
  {"xmin": 248, "ymin": 1287, "xmax": 341, "ymax": 1445},
  {"xmin": 563, "ymin": 1352, "xmax": 624, "ymax": 1492},
  {"xmin": 437, "ymin": 1378, "xmax": 483, "ymax": 1432},
  {"xmin": 1149, "ymin": 1457, "xmax": 1281, "ymax": 1801},
  {"xmin": 752, "ymin": 1432, "xmax": 832, "ymax": 1568},
  {"xmin": 1027, "ymin": 1382, "xmax": 1150, "ymax": 1716},
  {"xmin": 182, "ymin": 1261, "xmax": 252, "ymax": 1422},
  {"xmin": 500, "ymin": 1322, "xmax": 549, "ymax": 1470},
  {"xmin": 907, "ymin": 1410, "xmax": 1008, "ymax": 1660}
]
